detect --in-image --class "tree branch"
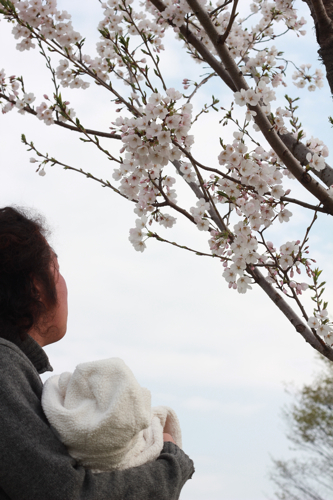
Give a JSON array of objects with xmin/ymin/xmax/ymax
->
[
  {"xmin": 148, "ymin": 231, "xmax": 218, "ymax": 257},
  {"xmin": 217, "ymin": 0, "xmax": 238, "ymax": 45},
  {"xmin": 186, "ymin": 72, "xmax": 216, "ymax": 103},
  {"xmin": 0, "ymin": 93, "xmax": 121, "ymax": 139},
  {"xmin": 250, "ymin": 267, "xmax": 333, "ymax": 361},
  {"xmin": 25, "ymin": 146, "xmax": 131, "ymax": 200},
  {"xmin": 208, "ymin": 0, "xmax": 232, "ymax": 18},
  {"xmin": 280, "ymin": 197, "xmax": 329, "ymax": 214}
]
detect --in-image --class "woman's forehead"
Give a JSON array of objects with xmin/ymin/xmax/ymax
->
[
  {"xmin": 49, "ymin": 246, "xmax": 58, "ymax": 258},
  {"xmin": 49, "ymin": 248, "xmax": 59, "ymax": 268}
]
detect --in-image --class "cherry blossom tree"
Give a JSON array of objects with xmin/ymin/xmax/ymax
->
[
  {"xmin": 270, "ymin": 356, "xmax": 333, "ymax": 500},
  {"xmin": 0, "ymin": 0, "xmax": 333, "ymax": 359}
]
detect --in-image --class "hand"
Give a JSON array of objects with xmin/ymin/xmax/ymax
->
[{"xmin": 163, "ymin": 433, "xmax": 176, "ymax": 444}]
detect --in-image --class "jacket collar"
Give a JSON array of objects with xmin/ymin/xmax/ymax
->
[{"xmin": 15, "ymin": 335, "xmax": 53, "ymax": 374}]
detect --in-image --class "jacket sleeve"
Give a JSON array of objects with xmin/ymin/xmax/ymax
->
[{"xmin": 0, "ymin": 347, "xmax": 194, "ymax": 500}]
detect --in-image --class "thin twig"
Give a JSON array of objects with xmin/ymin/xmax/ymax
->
[
  {"xmin": 208, "ymin": 0, "xmax": 232, "ymax": 18},
  {"xmin": 173, "ymin": 141, "xmax": 248, "ymax": 189},
  {"xmin": 0, "ymin": 92, "xmax": 121, "ymax": 139},
  {"xmin": 24, "ymin": 140, "xmax": 131, "ymax": 200},
  {"xmin": 148, "ymin": 175, "xmax": 197, "ymax": 225},
  {"xmin": 281, "ymin": 197, "xmax": 328, "ymax": 214},
  {"xmin": 218, "ymin": 0, "xmax": 239, "ymax": 45},
  {"xmin": 149, "ymin": 232, "xmax": 218, "ymax": 257},
  {"xmin": 186, "ymin": 72, "xmax": 216, "ymax": 103}
]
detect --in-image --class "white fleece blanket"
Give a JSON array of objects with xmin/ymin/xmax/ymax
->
[{"xmin": 42, "ymin": 358, "xmax": 182, "ymax": 472}]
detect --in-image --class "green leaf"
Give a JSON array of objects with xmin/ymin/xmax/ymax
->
[{"xmin": 217, "ymin": 191, "xmax": 228, "ymax": 198}]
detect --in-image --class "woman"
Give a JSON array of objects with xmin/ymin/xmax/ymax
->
[{"xmin": 0, "ymin": 206, "xmax": 194, "ymax": 500}]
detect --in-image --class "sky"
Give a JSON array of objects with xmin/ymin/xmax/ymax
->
[{"xmin": 0, "ymin": 1, "xmax": 333, "ymax": 499}]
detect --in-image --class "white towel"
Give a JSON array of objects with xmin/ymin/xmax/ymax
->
[{"xmin": 42, "ymin": 358, "xmax": 182, "ymax": 472}]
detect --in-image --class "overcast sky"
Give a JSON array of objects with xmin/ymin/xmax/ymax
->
[{"xmin": 1, "ymin": 1, "xmax": 333, "ymax": 499}]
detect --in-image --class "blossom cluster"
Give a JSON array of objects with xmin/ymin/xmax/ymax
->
[
  {"xmin": 0, "ymin": 70, "xmax": 76, "ymax": 125},
  {"xmin": 233, "ymin": 80, "xmax": 308, "ymax": 136},
  {"xmin": 308, "ymin": 309, "xmax": 333, "ymax": 346},
  {"xmin": 7, "ymin": 0, "xmax": 82, "ymax": 52},
  {"xmin": 306, "ymin": 152, "xmax": 326, "ymax": 172},
  {"xmin": 234, "ymin": 79, "xmax": 276, "ymax": 120},
  {"xmin": 0, "ymin": 70, "xmax": 17, "ymax": 114},
  {"xmin": 240, "ymin": 46, "xmax": 287, "ymax": 89},
  {"xmin": 292, "ymin": 65, "xmax": 324, "ymax": 92},
  {"xmin": 250, "ymin": 0, "xmax": 307, "ymax": 34},
  {"xmin": 55, "ymin": 59, "xmax": 90, "ymax": 90},
  {"xmin": 109, "ymin": 88, "xmax": 192, "ymax": 249}
]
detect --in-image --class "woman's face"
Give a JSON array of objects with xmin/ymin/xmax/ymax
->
[
  {"xmin": 50, "ymin": 256, "xmax": 68, "ymax": 344},
  {"xmin": 29, "ymin": 254, "xmax": 68, "ymax": 347}
]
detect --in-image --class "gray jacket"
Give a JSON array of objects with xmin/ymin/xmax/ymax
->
[{"xmin": 0, "ymin": 337, "xmax": 194, "ymax": 500}]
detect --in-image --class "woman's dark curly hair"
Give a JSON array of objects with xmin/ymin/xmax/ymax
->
[{"xmin": 0, "ymin": 207, "xmax": 57, "ymax": 342}]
